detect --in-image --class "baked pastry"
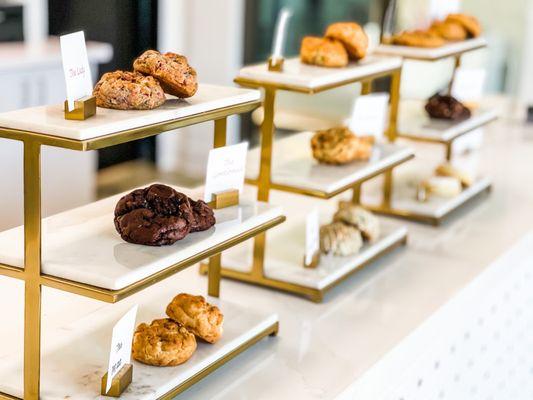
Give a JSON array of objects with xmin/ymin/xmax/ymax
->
[
  {"xmin": 132, "ymin": 318, "xmax": 197, "ymax": 367},
  {"xmin": 392, "ymin": 30, "xmax": 445, "ymax": 48},
  {"xmin": 435, "ymin": 163, "xmax": 473, "ymax": 187},
  {"xmin": 114, "ymin": 184, "xmax": 215, "ymax": 246},
  {"xmin": 333, "ymin": 202, "xmax": 380, "ymax": 242},
  {"xmin": 320, "ymin": 222, "xmax": 363, "ymax": 256},
  {"xmin": 325, "ymin": 22, "xmax": 368, "ymax": 60},
  {"xmin": 134, "ymin": 50, "xmax": 198, "ymax": 98},
  {"xmin": 300, "ymin": 36, "xmax": 348, "ymax": 68},
  {"xmin": 93, "ymin": 70, "xmax": 166, "ymax": 110},
  {"xmin": 445, "ymin": 14, "xmax": 482, "ymax": 38},
  {"xmin": 311, "ymin": 126, "xmax": 374, "ymax": 164},
  {"xmin": 166, "ymin": 293, "xmax": 223, "ymax": 344},
  {"xmin": 429, "ymin": 20, "xmax": 467, "ymax": 41},
  {"xmin": 425, "ymin": 94, "xmax": 471, "ymax": 120},
  {"xmin": 421, "ymin": 176, "xmax": 462, "ymax": 198}
]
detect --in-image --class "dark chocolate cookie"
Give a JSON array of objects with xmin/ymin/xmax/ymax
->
[
  {"xmin": 114, "ymin": 184, "xmax": 215, "ymax": 246},
  {"xmin": 425, "ymin": 94, "xmax": 471, "ymax": 120}
]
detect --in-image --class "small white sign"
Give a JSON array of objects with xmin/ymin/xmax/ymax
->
[
  {"xmin": 271, "ymin": 8, "xmax": 293, "ymax": 59},
  {"xmin": 204, "ymin": 142, "xmax": 248, "ymax": 202},
  {"xmin": 60, "ymin": 31, "xmax": 93, "ymax": 111},
  {"xmin": 305, "ymin": 208, "xmax": 320, "ymax": 266},
  {"xmin": 105, "ymin": 305, "xmax": 138, "ymax": 393},
  {"xmin": 348, "ymin": 93, "xmax": 389, "ymax": 140},
  {"xmin": 451, "ymin": 68, "xmax": 486, "ymax": 103},
  {"xmin": 428, "ymin": 0, "xmax": 460, "ymax": 21}
]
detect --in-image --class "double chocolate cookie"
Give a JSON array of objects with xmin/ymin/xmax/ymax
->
[
  {"xmin": 425, "ymin": 94, "xmax": 471, "ymax": 120},
  {"xmin": 114, "ymin": 184, "xmax": 215, "ymax": 246}
]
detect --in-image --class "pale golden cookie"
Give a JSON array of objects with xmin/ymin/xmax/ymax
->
[
  {"xmin": 445, "ymin": 13, "xmax": 482, "ymax": 38},
  {"xmin": 310, "ymin": 126, "xmax": 374, "ymax": 164},
  {"xmin": 429, "ymin": 20, "xmax": 467, "ymax": 41},
  {"xmin": 320, "ymin": 222, "xmax": 363, "ymax": 256},
  {"xmin": 334, "ymin": 202, "xmax": 380, "ymax": 242},
  {"xmin": 392, "ymin": 30, "xmax": 445, "ymax": 48},
  {"xmin": 300, "ymin": 36, "xmax": 348, "ymax": 68},
  {"xmin": 325, "ymin": 22, "xmax": 368, "ymax": 60},
  {"xmin": 435, "ymin": 163, "xmax": 473, "ymax": 187}
]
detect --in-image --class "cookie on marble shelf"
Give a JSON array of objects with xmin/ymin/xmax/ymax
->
[
  {"xmin": 391, "ymin": 30, "xmax": 445, "ymax": 48},
  {"xmin": 311, "ymin": 126, "xmax": 374, "ymax": 164},
  {"xmin": 435, "ymin": 163, "xmax": 473, "ymax": 188},
  {"xmin": 300, "ymin": 36, "xmax": 349, "ymax": 68},
  {"xmin": 425, "ymin": 93, "xmax": 471, "ymax": 120},
  {"xmin": 132, "ymin": 318, "xmax": 197, "ymax": 367},
  {"xmin": 325, "ymin": 22, "xmax": 368, "ymax": 60},
  {"xmin": 166, "ymin": 293, "xmax": 224, "ymax": 344},
  {"xmin": 93, "ymin": 70, "xmax": 166, "ymax": 110},
  {"xmin": 333, "ymin": 202, "xmax": 380, "ymax": 242},
  {"xmin": 320, "ymin": 221, "xmax": 363, "ymax": 257},
  {"xmin": 445, "ymin": 13, "xmax": 482, "ymax": 38},
  {"xmin": 134, "ymin": 50, "xmax": 198, "ymax": 98},
  {"xmin": 428, "ymin": 20, "xmax": 467, "ymax": 41}
]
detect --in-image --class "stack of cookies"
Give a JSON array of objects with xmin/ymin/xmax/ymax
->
[
  {"xmin": 300, "ymin": 22, "xmax": 368, "ymax": 68},
  {"xmin": 310, "ymin": 126, "xmax": 374, "ymax": 165},
  {"xmin": 320, "ymin": 202, "xmax": 380, "ymax": 257},
  {"xmin": 417, "ymin": 163, "xmax": 473, "ymax": 201},
  {"xmin": 132, "ymin": 293, "xmax": 224, "ymax": 367},
  {"xmin": 93, "ymin": 50, "xmax": 198, "ymax": 110}
]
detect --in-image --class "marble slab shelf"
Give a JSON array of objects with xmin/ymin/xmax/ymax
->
[
  {"xmin": 375, "ymin": 37, "xmax": 487, "ymax": 61},
  {"xmin": 0, "ymin": 84, "xmax": 260, "ymax": 148},
  {"xmin": 246, "ymin": 131, "xmax": 415, "ymax": 198},
  {"xmin": 0, "ymin": 292, "xmax": 279, "ymax": 400},
  {"xmin": 235, "ymin": 55, "xmax": 402, "ymax": 93},
  {"xmin": 0, "ymin": 184, "xmax": 285, "ymax": 303},
  {"xmin": 397, "ymin": 100, "xmax": 498, "ymax": 143},
  {"xmin": 365, "ymin": 177, "xmax": 492, "ymax": 225}
]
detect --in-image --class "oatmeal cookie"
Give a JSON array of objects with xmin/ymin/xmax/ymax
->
[
  {"xmin": 300, "ymin": 36, "xmax": 349, "ymax": 68},
  {"xmin": 429, "ymin": 20, "xmax": 467, "ymax": 41},
  {"xmin": 310, "ymin": 126, "xmax": 374, "ymax": 164},
  {"xmin": 445, "ymin": 13, "xmax": 482, "ymax": 38},
  {"xmin": 392, "ymin": 30, "xmax": 445, "ymax": 48},
  {"xmin": 334, "ymin": 202, "xmax": 380, "ymax": 242},
  {"xmin": 320, "ymin": 222, "xmax": 363, "ymax": 256},
  {"xmin": 325, "ymin": 22, "xmax": 368, "ymax": 60}
]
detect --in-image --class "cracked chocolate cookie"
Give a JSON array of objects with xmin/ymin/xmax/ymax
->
[{"xmin": 425, "ymin": 94, "xmax": 471, "ymax": 120}]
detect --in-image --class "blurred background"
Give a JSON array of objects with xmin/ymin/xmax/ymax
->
[{"xmin": 0, "ymin": 0, "xmax": 531, "ymax": 230}]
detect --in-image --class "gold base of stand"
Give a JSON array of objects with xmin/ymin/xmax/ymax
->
[
  {"xmin": 101, "ymin": 363, "xmax": 133, "ymax": 397},
  {"xmin": 64, "ymin": 95, "xmax": 96, "ymax": 121}
]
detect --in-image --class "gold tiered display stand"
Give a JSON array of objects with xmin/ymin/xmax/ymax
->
[
  {"xmin": 0, "ymin": 84, "xmax": 285, "ymax": 399},
  {"xmin": 367, "ymin": 38, "xmax": 497, "ymax": 225},
  {"xmin": 201, "ymin": 55, "xmax": 415, "ymax": 303}
]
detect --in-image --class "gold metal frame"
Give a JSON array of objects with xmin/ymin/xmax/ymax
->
[{"xmin": 0, "ymin": 98, "xmax": 283, "ymax": 399}]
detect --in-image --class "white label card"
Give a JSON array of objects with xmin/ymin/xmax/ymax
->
[
  {"xmin": 428, "ymin": 0, "xmax": 460, "ymax": 21},
  {"xmin": 105, "ymin": 305, "xmax": 138, "ymax": 393},
  {"xmin": 204, "ymin": 142, "xmax": 248, "ymax": 202},
  {"xmin": 60, "ymin": 31, "xmax": 93, "ymax": 111},
  {"xmin": 349, "ymin": 93, "xmax": 389, "ymax": 140},
  {"xmin": 451, "ymin": 68, "xmax": 486, "ymax": 103},
  {"xmin": 305, "ymin": 208, "xmax": 320, "ymax": 265}
]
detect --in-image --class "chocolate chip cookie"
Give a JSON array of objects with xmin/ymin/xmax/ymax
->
[{"xmin": 425, "ymin": 94, "xmax": 471, "ymax": 120}]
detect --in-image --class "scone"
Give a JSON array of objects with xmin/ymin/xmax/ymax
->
[
  {"xmin": 445, "ymin": 14, "xmax": 482, "ymax": 38},
  {"xmin": 166, "ymin": 294, "xmax": 224, "ymax": 344},
  {"xmin": 93, "ymin": 70, "xmax": 166, "ymax": 110},
  {"xmin": 425, "ymin": 94, "xmax": 471, "ymax": 120},
  {"xmin": 435, "ymin": 163, "xmax": 473, "ymax": 187},
  {"xmin": 320, "ymin": 222, "xmax": 363, "ymax": 256},
  {"xmin": 325, "ymin": 22, "xmax": 368, "ymax": 60},
  {"xmin": 134, "ymin": 50, "xmax": 198, "ymax": 98},
  {"xmin": 300, "ymin": 36, "xmax": 348, "ymax": 68},
  {"xmin": 334, "ymin": 202, "xmax": 380, "ymax": 242},
  {"xmin": 392, "ymin": 30, "xmax": 445, "ymax": 48},
  {"xmin": 132, "ymin": 318, "xmax": 197, "ymax": 367},
  {"xmin": 429, "ymin": 20, "xmax": 467, "ymax": 41},
  {"xmin": 311, "ymin": 126, "xmax": 374, "ymax": 164}
]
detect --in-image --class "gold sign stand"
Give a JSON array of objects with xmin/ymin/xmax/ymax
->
[
  {"xmin": 268, "ymin": 56, "xmax": 284, "ymax": 72},
  {"xmin": 101, "ymin": 363, "xmax": 133, "ymax": 397},
  {"xmin": 303, "ymin": 250, "xmax": 321, "ymax": 269},
  {"xmin": 64, "ymin": 95, "xmax": 97, "ymax": 120},
  {"xmin": 208, "ymin": 189, "xmax": 240, "ymax": 209}
]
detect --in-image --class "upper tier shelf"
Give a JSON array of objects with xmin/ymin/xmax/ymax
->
[
  {"xmin": 234, "ymin": 55, "xmax": 402, "ymax": 93},
  {"xmin": 374, "ymin": 37, "xmax": 487, "ymax": 61},
  {"xmin": 0, "ymin": 84, "xmax": 260, "ymax": 150},
  {"xmin": 246, "ymin": 131, "xmax": 414, "ymax": 198},
  {"xmin": 0, "ymin": 184, "xmax": 284, "ymax": 303}
]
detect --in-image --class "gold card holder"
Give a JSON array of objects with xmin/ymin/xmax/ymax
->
[
  {"xmin": 303, "ymin": 250, "xmax": 321, "ymax": 269},
  {"xmin": 268, "ymin": 56, "xmax": 284, "ymax": 72},
  {"xmin": 208, "ymin": 189, "xmax": 239, "ymax": 209},
  {"xmin": 101, "ymin": 363, "xmax": 133, "ymax": 397},
  {"xmin": 64, "ymin": 95, "xmax": 96, "ymax": 120}
]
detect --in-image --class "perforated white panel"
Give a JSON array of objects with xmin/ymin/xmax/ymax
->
[{"xmin": 339, "ymin": 232, "xmax": 533, "ymax": 400}]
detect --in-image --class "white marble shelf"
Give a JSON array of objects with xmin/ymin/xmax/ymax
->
[
  {"xmin": 246, "ymin": 131, "xmax": 414, "ymax": 197},
  {"xmin": 0, "ymin": 293, "xmax": 278, "ymax": 400},
  {"xmin": 375, "ymin": 37, "xmax": 487, "ymax": 60},
  {"xmin": 236, "ymin": 55, "xmax": 402, "ymax": 91},
  {"xmin": 0, "ymin": 84, "xmax": 260, "ymax": 141},
  {"xmin": 0, "ymin": 184, "xmax": 283, "ymax": 291},
  {"xmin": 398, "ymin": 100, "xmax": 498, "ymax": 143}
]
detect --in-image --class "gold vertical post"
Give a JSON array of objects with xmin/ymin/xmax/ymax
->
[
  {"xmin": 213, "ymin": 117, "xmax": 227, "ymax": 148},
  {"xmin": 361, "ymin": 80, "xmax": 372, "ymax": 95},
  {"xmin": 23, "ymin": 140, "xmax": 42, "ymax": 400},
  {"xmin": 386, "ymin": 68, "xmax": 402, "ymax": 142},
  {"xmin": 448, "ymin": 54, "xmax": 462, "ymax": 94},
  {"xmin": 382, "ymin": 169, "xmax": 393, "ymax": 207},
  {"xmin": 445, "ymin": 142, "xmax": 453, "ymax": 161},
  {"xmin": 351, "ymin": 183, "xmax": 362, "ymax": 204}
]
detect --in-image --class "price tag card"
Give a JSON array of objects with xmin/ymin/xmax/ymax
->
[
  {"xmin": 204, "ymin": 142, "xmax": 248, "ymax": 202},
  {"xmin": 105, "ymin": 305, "xmax": 138, "ymax": 393},
  {"xmin": 60, "ymin": 31, "xmax": 93, "ymax": 111},
  {"xmin": 451, "ymin": 68, "xmax": 486, "ymax": 103},
  {"xmin": 305, "ymin": 208, "xmax": 320, "ymax": 266},
  {"xmin": 428, "ymin": 0, "xmax": 460, "ymax": 20},
  {"xmin": 348, "ymin": 93, "xmax": 389, "ymax": 140}
]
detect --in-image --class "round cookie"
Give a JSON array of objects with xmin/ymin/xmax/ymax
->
[
  {"xmin": 166, "ymin": 293, "xmax": 224, "ymax": 344},
  {"xmin": 425, "ymin": 94, "xmax": 471, "ymax": 120},
  {"xmin": 310, "ymin": 126, "xmax": 374, "ymax": 164},
  {"xmin": 429, "ymin": 20, "xmax": 467, "ymax": 41},
  {"xmin": 392, "ymin": 30, "xmax": 445, "ymax": 48},
  {"xmin": 134, "ymin": 50, "xmax": 198, "ymax": 98},
  {"xmin": 333, "ymin": 202, "xmax": 380, "ymax": 242},
  {"xmin": 320, "ymin": 222, "xmax": 363, "ymax": 256},
  {"xmin": 445, "ymin": 14, "xmax": 482, "ymax": 38},
  {"xmin": 300, "ymin": 36, "xmax": 348, "ymax": 68},
  {"xmin": 132, "ymin": 318, "xmax": 197, "ymax": 367},
  {"xmin": 325, "ymin": 22, "xmax": 368, "ymax": 60},
  {"xmin": 189, "ymin": 199, "xmax": 216, "ymax": 232},
  {"xmin": 93, "ymin": 70, "xmax": 166, "ymax": 110}
]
